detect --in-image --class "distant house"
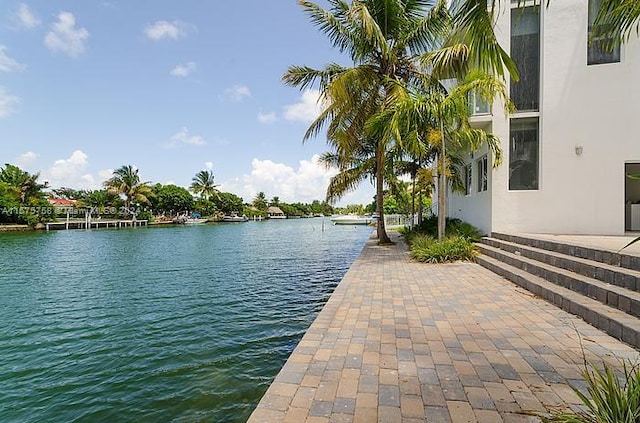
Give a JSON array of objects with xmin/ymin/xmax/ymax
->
[
  {"xmin": 48, "ymin": 198, "xmax": 77, "ymax": 207},
  {"xmin": 267, "ymin": 206, "xmax": 286, "ymax": 219},
  {"xmin": 48, "ymin": 198, "xmax": 79, "ymax": 216}
]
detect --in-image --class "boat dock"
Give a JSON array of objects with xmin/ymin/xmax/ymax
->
[
  {"xmin": 248, "ymin": 232, "xmax": 639, "ymax": 422},
  {"xmin": 45, "ymin": 219, "xmax": 148, "ymax": 230}
]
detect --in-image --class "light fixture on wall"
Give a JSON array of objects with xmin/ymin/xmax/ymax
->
[{"xmin": 575, "ymin": 145, "xmax": 583, "ymax": 156}]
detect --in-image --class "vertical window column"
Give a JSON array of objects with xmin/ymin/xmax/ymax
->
[
  {"xmin": 509, "ymin": 118, "xmax": 539, "ymax": 190},
  {"xmin": 510, "ymin": 6, "xmax": 540, "ymax": 112}
]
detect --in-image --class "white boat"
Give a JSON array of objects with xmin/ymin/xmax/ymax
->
[
  {"xmin": 330, "ymin": 215, "xmax": 376, "ymax": 225},
  {"xmin": 173, "ymin": 214, "xmax": 208, "ymax": 224},
  {"xmin": 184, "ymin": 217, "xmax": 208, "ymax": 224},
  {"xmin": 221, "ymin": 212, "xmax": 248, "ymax": 222}
]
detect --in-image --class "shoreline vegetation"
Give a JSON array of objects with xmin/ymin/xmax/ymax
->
[{"xmin": 0, "ymin": 161, "xmax": 432, "ymax": 233}]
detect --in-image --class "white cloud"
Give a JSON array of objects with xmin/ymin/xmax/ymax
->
[
  {"xmin": 14, "ymin": 3, "xmax": 40, "ymax": 29},
  {"xmin": 98, "ymin": 169, "xmax": 113, "ymax": 181},
  {"xmin": 0, "ymin": 46, "xmax": 25, "ymax": 72},
  {"xmin": 257, "ymin": 111, "xmax": 277, "ymax": 124},
  {"xmin": 47, "ymin": 150, "xmax": 95, "ymax": 189},
  {"xmin": 283, "ymin": 89, "xmax": 325, "ymax": 123},
  {"xmin": 167, "ymin": 127, "xmax": 206, "ymax": 147},
  {"xmin": 205, "ymin": 161, "xmax": 214, "ymax": 170},
  {"xmin": 44, "ymin": 11, "xmax": 89, "ymax": 58},
  {"xmin": 218, "ymin": 155, "xmax": 375, "ymax": 205},
  {"xmin": 0, "ymin": 87, "xmax": 20, "ymax": 118},
  {"xmin": 15, "ymin": 151, "xmax": 38, "ymax": 168},
  {"xmin": 171, "ymin": 61, "xmax": 196, "ymax": 77},
  {"xmin": 145, "ymin": 20, "xmax": 189, "ymax": 41},
  {"xmin": 224, "ymin": 85, "xmax": 251, "ymax": 102}
]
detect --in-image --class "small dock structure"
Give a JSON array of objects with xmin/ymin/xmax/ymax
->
[{"xmin": 45, "ymin": 219, "xmax": 147, "ymax": 231}]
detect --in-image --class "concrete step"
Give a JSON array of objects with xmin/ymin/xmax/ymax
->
[
  {"xmin": 477, "ymin": 254, "xmax": 640, "ymax": 349},
  {"xmin": 481, "ymin": 237, "xmax": 640, "ymax": 292},
  {"xmin": 477, "ymin": 242, "xmax": 640, "ymax": 319},
  {"xmin": 492, "ymin": 232, "xmax": 640, "ymax": 272}
]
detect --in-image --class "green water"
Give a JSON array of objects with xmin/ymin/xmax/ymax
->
[{"xmin": 0, "ymin": 219, "xmax": 372, "ymax": 422}]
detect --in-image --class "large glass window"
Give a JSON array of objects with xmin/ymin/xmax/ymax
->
[
  {"xmin": 509, "ymin": 118, "xmax": 539, "ymax": 190},
  {"xmin": 588, "ymin": 0, "xmax": 620, "ymax": 65},
  {"xmin": 510, "ymin": 6, "xmax": 540, "ymax": 112}
]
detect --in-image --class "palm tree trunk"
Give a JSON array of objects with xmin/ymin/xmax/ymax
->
[
  {"xmin": 418, "ymin": 192, "xmax": 423, "ymax": 225},
  {"xmin": 376, "ymin": 145, "xmax": 392, "ymax": 244},
  {"xmin": 437, "ymin": 121, "xmax": 446, "ymax": 241},
  {"xmin": 410, "ymin": 174, "xmax": 416, "ymax": 230}
]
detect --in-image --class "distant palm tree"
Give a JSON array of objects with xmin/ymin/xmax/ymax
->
[
  {"xmin": 103, "ymin": 165, "xmax": 153, "ymax": 212},
  {"xmin": 253, "ymin": 192, "xmax": 267, "ymax": 210},
  {"xmin": 190, "ymin": 170, "xmax": 219, "ymax": 201},
  {"xmin": 0, "ymin": 163, "xmax": 48, "ymax": 205}
]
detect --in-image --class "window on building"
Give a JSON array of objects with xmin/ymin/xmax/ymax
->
[
  {"xmin": 510, "ymin": 6, "xmax": 540, "ymax": 112},
  {"xmin": 464, "ymin": 163, "xmax": 472, "ymax": 195},
  {"xmin": 477, "ymin": 156, "xmax": 488, "ymax": 193},
  {"xmin": 468, "ymin": 91, "xmax": 490, "ymax": 116},
  {"xmin": 587, "ymin": 0, "xmax": 620, "ymax": 65},
  {"xmin": 509, "ymin": 118, "xmax": 539, "ymax": 190}
]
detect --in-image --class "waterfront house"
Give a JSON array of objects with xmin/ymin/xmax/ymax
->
[
  {"xmin": 448, "ymin": 0, "xmax": 640, "ymax": 235},
  {"xmin": 267, "ymin": 206, "xmax": 286, "ymax": 219}
]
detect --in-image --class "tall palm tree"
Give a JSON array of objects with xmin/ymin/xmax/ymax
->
[
  {"xmin": 190, "ymin": 170, "xmax": 219, "ymax": 201},
  {"xmin": 103, "ymin": 165, "xmax": 153, "ymax": 212},
  {"xmin": 284, "ymin": 0, "xmax": 446, "ymax": 244}
]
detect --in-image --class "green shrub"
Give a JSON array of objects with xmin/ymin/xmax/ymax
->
[
  {"xmin": 409, "ymin": 235, "xmax": 478, "ymax": 263},
  {"xmin": 544, "ymin": 361, "xmax": 640, "ymax": 423},
  {"xmin": 403, "ymin": 217, "xmax": 483, "ymax": 249}
]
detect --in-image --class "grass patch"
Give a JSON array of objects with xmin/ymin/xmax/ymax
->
[
  {"xmin": 409, "ymin": 234, "xmax": 477, "ymax": 263},
  {"xmin": 544, "ymin": 361, "xmax": 640, "ymax": 423}
]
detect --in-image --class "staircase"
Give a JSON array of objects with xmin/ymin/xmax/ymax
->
[{"xmin": 476, "ymin": 233, "xmax": 640, "ymax": 350}]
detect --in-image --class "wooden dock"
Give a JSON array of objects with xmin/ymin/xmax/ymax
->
[{"xmin": 45, "ymin": 219, "xmax": 148, "ymax": 231}]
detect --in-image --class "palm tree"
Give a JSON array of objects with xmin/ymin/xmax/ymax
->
[
  {"xmin": 103, "ymin": 165, "xmax": 153, "ymax": 213},
  {"xmin": 376, "ymin": 70, "xmax": 510, "ymax": 239},
  {"xmin": 252, "ymin": 192, "xmax": 267, "ymax": 210},
  {"xmin": 190, "ymin": 170, "xmax": 219, "ymax": 201},
  {"xmin": 284, "ymin": 0, "xmax": 517, "ymax": 244},
  {"xmin": 0, "ymin": 163, "xmax": 48, "ymax": 205}
]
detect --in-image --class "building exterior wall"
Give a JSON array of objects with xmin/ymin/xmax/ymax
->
[{"xmin": 450, "ymin": 0, "xmax": 640, "ymax": 235}]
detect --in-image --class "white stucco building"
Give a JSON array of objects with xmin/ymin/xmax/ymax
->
[{"xmin": 448, "ymin": 0, "xmax": 640, "ymax": 236}]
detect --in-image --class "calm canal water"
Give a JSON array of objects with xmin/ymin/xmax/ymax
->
[{"xmin": 0, "ymin": 219, "xmax": 372, "ymax": 423}]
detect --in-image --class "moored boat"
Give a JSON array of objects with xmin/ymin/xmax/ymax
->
[
  {"xmin": 330, "ymin": 214, "xmax": 376, "ymax": 225},
  {"xmin": 221, "ymin": 212, "xmax": 248, "ymax": 222}
]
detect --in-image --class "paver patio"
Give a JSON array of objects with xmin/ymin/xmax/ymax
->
[{"xmin": 248, "ymin": 233, "xmax": 639, "ymax": 422}]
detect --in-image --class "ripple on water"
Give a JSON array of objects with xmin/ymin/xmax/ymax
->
[{"xmin": 0, "ymin": 219, "xmax": 371, "ymax": 422}]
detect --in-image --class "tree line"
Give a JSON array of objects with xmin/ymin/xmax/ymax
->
[{"xmin": 0, "ymin": 163, "xmax": 342, "ymax": 225}]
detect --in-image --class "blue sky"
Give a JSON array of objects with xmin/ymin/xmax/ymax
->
[{"xmin": 0, "ymin": 1, "xmax": 375, "ymax": 205}]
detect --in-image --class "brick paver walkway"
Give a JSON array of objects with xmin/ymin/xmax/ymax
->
[{"xmin": 248, "ymin": 233, "xmax": 639, "ymax": 422}]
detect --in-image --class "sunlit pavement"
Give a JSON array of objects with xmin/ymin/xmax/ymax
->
[{"xmin": 248, "ymin": 232, "xmax": 639, "ymax": 423}]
